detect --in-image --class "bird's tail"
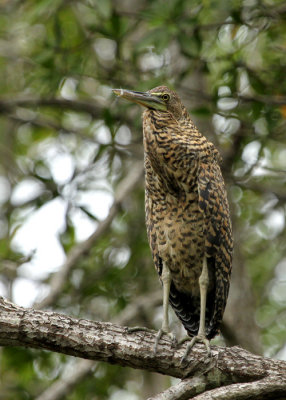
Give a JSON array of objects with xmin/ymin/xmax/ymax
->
[
  {"xmin": 168, "ymin": 281, "xmax": 201, "ymax": 337},
  {"xmin": 168, "ymin": 279, "xmax": 220, "ymax": 340}
]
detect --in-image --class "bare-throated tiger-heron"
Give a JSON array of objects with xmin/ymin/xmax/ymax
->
[{"xmin": 113, "ymin": 86, "xmax": 233, "ymax": 356}]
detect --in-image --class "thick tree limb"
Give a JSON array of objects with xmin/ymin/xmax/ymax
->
[
  {"xmin": 34, "ymin": 163, "xmax": 144, "ymax": 309},
  {"xmin": 35, "ymin": 291, "xmax": 162, "ymax": 400},
  {"xmin": 1, "ymin": 297, "xmax": 285, "ymax": 399}
]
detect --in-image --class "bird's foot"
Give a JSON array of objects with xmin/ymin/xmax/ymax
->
[
  {"xmin": 126, "ymin": 326, "xmax": 154, "ymax": 334},
  {"xmin": 179, "ymin": 334, "xmax": 211, "ymax": 366},
  {"xmin": 126, "ymin": 326, "xmax": 177, "ymax": 353},
  {"xmin": 154, "ymin": 328, "xmax": 177, "ymax": 353}
]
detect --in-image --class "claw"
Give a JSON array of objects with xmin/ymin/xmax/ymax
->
[
  {"xmin": 180, "ymin": 334, "xmax": 211, "ymax": 366},
  {"xmin": 126, "ymin": 326, "xmax": 177, "ymax": 353},
  {"xmin": 180, "ymin": 257, "xmax": 212, "ymax": 366},
  {"xmin": 154, "ymin": 328, "xmax": 177, "ymax": 353}
]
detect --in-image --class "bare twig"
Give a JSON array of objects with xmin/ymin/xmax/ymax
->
[
  {"xmin": 238, "ymin": 93, "xmax": 286, "ymax": 106},
  {"xmin": 7, "ymin": 112, "xmax": 99, "ymax": 143},
  {"xmin": 147, "ymin": 376, "xmax": 208, "ymax": 400},
  {"xmin": 36, "ymin": 359, "xmax": 95, "ymax": 400},
  {"xmin": 0, "ymin": 98, "xmax": 104, "ymax": 118},
  {"xmin": 0, "ymin": 96, "xmax": 137, "ymax": 127},
  {"xmin": 34, "ymin": 163, "xmax": 144, "ymax": 309}
]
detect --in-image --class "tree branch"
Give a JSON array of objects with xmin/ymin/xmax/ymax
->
[
  {"xmin": 0, "ymin": 98, "xmax": 104, "ymax": 118},
  {"xmin": 8, "ymin": 112, "xmax": 99, "ymax": 143},
  {"xmin": 192, "ymin": 377, "xmax": 286, "ymax": 400},
  {"xmin": 147, "ymin": 376, "xmax": 208, "ymax": 400},
  {"xmin": 1, "ymin": 297, "xmax": 285, "ymax": 400},
  {"xmin": 35, "ymin": 291, "xmax": 162, "ymax": 400},
  {"xmin": 36, "ymin": 359, "xmax": 95, "ymax": 400},
  {"xmin": 238, "ymin": 93, "xmax": 286, "ymax": 106},
  {"xmin": 0, "ymin": 96, "xmax": 137, "ymax": 127},
  {"xmin": 34, "ymin": 163, "xmax": 144, "ymax": 309}
]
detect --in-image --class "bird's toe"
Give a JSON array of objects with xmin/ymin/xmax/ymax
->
[
  {"xmin": 126, "ymin": 326, "xmax": 154, "ymax": 334},
  {"xmin": 154, "ymin": 328, "xmax": 177, "ymax": 353},
  {"xmin": 180, "ymin": 335, "xmax": 211, "ymax": 366}
]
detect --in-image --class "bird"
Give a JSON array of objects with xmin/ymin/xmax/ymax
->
[{"xmin": 112, "ymin": 86, "xmax": 233, "ymax": 356}]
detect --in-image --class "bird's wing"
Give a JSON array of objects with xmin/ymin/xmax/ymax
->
[{"xmin": 197, "ymin": 154, "xmax": 233, "ymax": 338}]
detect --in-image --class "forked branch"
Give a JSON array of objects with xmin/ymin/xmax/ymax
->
[{"xmin": 0, "ymin": 297, "xmax": 285, "ymax": 399}]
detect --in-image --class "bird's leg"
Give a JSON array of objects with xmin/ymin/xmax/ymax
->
[
  {"xmin": 161, "ymin": 262, "xmax": 171, "ymax": 333},
  {"xmin": 127, "ymin": 263, "xmax": 176, "ymax": 351},
  {"xmin": 181, "ymin": 257, "xmax": 210, "ymax": 364},
  {"xmin": 197, "ymin": 256, "xmax": 209, "ymax": 342},
  {"xmin": 154, "ymin": 262, "xmax": 176, "ymax": 352}
]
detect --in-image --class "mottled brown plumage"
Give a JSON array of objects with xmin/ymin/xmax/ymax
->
[{"xmin": 113, "ymin": 86, "xmax": 233, "ymax": 351}]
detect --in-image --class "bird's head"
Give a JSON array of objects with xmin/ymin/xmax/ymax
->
[{"xmin": 112, "ymin": 86, "xmax": 185, "ymax": 120}]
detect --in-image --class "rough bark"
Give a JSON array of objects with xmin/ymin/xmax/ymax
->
[
  {"xmin": 35, "ymin": 291, "xmax": 163, "ymax": 400},
  {"xmin": 0, "ymin": 297, "xmax": 285, "ymax": 400}
]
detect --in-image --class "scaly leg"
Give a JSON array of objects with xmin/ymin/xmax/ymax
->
[
  {"xmin": 127, "ymin": 262, "xmax": 176, "ymax": 352},
  {"xmin": 197, "ymin": 255, "xmax": 209, "ymax": 342},
  {"xmin": 181, "ymin": 256, "xmax": 210, "ymax": 364},
  {"xmin": 154, "ymin": 262, "xmax": 176, "ymax": 351}
]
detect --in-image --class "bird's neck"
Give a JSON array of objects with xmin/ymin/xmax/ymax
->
[
  {"xmin": 142, "ymin": 109, "xmax": 209, "ymax": 194},
  {"xmin": 142, "ymin": 109, "xmax": 205, "ymax": 160},
  {"xmin": 143, "ymin": 108, "xmax": 197, "ymax": 133}
]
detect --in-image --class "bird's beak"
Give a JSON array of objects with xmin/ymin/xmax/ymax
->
[{"xmin": 112, "ymin": 89, "xmax": 167, "ymax": 111}]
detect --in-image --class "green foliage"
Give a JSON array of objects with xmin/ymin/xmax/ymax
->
[{"xmin": 0, "ymin": 0, "xmax": 285, "ymax": 398}]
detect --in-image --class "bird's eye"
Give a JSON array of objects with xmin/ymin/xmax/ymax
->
[{"xmin": 161, "ymin": 93, "xmax": 170, "ymax": 101}]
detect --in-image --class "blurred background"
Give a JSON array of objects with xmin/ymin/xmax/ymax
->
[{"xmin": 0, "ymin": 0, "xmax": 286, "ymax": 399}]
